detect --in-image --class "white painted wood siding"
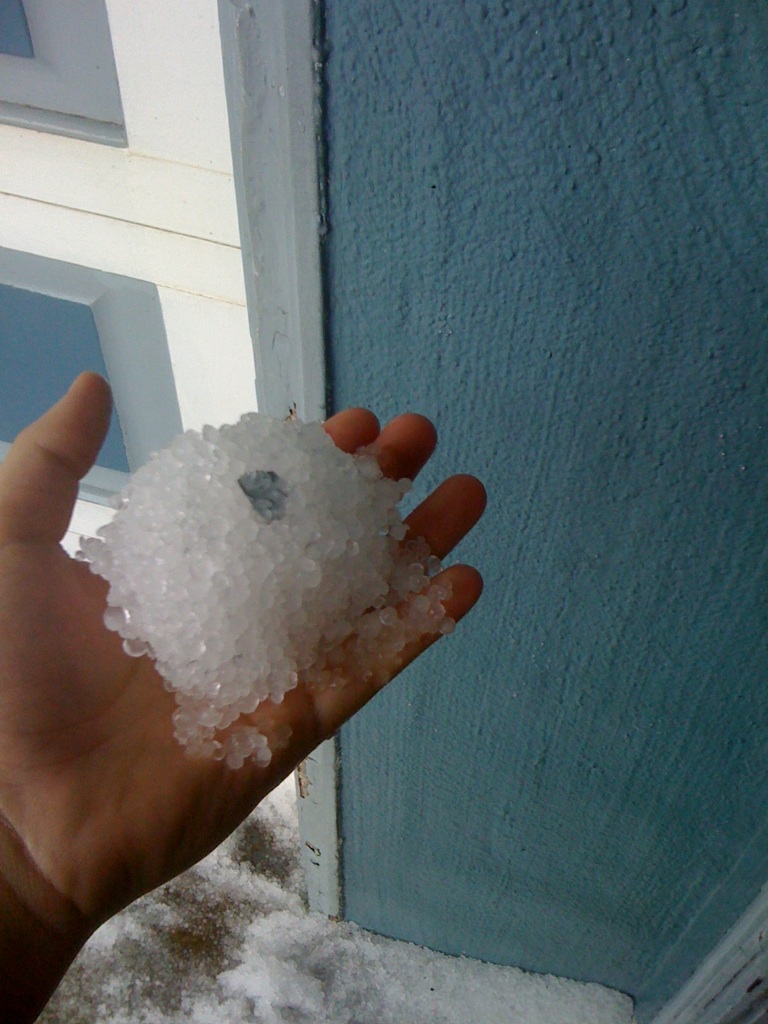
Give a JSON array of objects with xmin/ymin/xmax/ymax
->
[{"xmin": 0, "ymin": 0, "xmax": 256, "ymax": 542}]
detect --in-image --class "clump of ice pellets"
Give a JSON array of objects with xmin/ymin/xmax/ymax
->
[{"xmin": 78, "ymin": 412, "xmax": 454, "ymax": 770}]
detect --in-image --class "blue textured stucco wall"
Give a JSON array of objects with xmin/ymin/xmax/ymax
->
[{"xmin": 323, "ymin": 2, "xmax": 768, "ymax": 1018}]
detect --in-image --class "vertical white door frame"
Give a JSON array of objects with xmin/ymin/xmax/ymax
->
[
  {"xmin": 217, "ymin": 0, "xmax": 340, "ymax": 918},
  {"xmin": 651, "ymin": 883, "xmax": 768, "ymax": 1024}
]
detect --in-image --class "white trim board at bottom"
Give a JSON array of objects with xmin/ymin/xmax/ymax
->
[
  {"xmin": 652, "ymin": 884, "xmax": 768, "ymax": 1024},
  {"xmin": 295, "ymin": 740, "xmax": 341, "ymax": 918}
]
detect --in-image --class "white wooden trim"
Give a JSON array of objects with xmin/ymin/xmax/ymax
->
[
  {"xmin": 0, "ymin": 0, "xmax": 124, "ymax": 139},
  {"xmin": 0, "ymin": 125, "xmax": 240, "ymax": 245},
  {"xmin": 219, "ymin": 0, "xmax": 326, "ymax": 423},
  {"xmin": 68, "ymin": 499, "xmax": 116, "ymax": 538},
  {"xmin": 218, "ymin": 0, "xmax": 336, "ymax": 916},
  {"xmin": 651, "ymin": 884, "xmax": 768, "ymax": 1024},
  {"xmin": 295, "ymin": 741, "xmax": 341, "ymax": 919},
  {"xmin": 0, "ymin": 193, "xmax": 246, "ymax": 304},
  {"xmin": 158, "ymin": 287, "xmax": 256, "ymax": 429},
  {"xmin": 0, "ymin": 102, "xmax": 125, "ymax": 148},
  {"xmin": 62, "ymin": 499, "xmax": 116, "ymax": 556},
  {"xmin": 105, "ymin": 0, "xmax": 234, "ymax": 172}
]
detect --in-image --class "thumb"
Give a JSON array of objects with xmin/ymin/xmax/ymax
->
[{"xmin": 0, "ymin": 373, "xmax": 112, "ymax": 546}]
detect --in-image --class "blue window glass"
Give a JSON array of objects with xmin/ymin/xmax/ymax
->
[
  {"xmin": 0, "ymin": 282, "xmax": 129, "ymax": 472},
  {"xmin": 0, "ymin": 0, "xmax": 33, "ymax": 58}
]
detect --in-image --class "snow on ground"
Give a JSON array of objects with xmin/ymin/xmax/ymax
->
[{"xmin": 39, "ymin": 778, "xmax": 635, "ymax": 1024}]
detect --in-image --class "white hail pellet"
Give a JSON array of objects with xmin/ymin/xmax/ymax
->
[{"xmin": 78, "ymin": 412, "xmax": 453, "ymax": 769}]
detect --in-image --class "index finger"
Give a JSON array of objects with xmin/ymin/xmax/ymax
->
[
  {"xmin": 324, "ymin": 408, "xmax": 438, "ymax": 483},
  {"xmin": 0, "ymin": 373, "xmax": 112, "ymax": 547}
]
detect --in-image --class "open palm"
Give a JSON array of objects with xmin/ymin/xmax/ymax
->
[{"xmin": 0, "ymin": 374, "xmax": 485, "ymax": 947}]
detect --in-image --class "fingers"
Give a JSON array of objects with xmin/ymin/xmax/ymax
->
[
  {"xmin": 0, "ymin": 373, "xmax": 112, "ymax": 546},
  {"xmin": 386, "ymin": 564, "xmax": 484, "ymax": 679},
  {"xmin": 405, "ymin": 474, "xmax": 487, "ymax": 558},
  {"xmin": 368, "ymin": 413, "xmax": 437, "ymax": 481},
  {"xmin": 304, "ymin": 563, "xmax": 484, "ymax": 738},
  {"xmin": 322, "ymin": 407, "xmax": 380, "ymax": 454},
  {"xmin": 277, "ymin": 469, "xmax": 486, "ymax": 747},
  {"xmin": 324, "ymin": 408, "xmax": 437, "ymax": 483},
  {"xmin": 313, "ymin": 413, "xmax": 485, "ymax": 736}
]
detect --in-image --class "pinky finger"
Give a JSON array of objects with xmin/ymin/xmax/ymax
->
[
  {"xmin": 386, "ymin": 564, "xmax": 484, "ymax": 680},
  {"xmin": 307, "ymin": 563, "xmax": 484, "ymax": 736}
]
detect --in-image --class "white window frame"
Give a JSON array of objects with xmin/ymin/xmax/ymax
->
[{"xmin": 0, "ymin": 0, "xmax": 125, "ymax": 145}]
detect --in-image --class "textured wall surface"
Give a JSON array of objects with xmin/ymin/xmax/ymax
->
[{"xmin": 323, "ymin": 2, "xmax": 768, "ymax": 1019}]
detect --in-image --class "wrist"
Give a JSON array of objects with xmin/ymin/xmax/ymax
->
[{"xmin": 0, "ymin": 814, "xmax": 92, "ymax": 1022}]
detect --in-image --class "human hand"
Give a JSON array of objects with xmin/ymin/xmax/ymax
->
[{"xmin": 0, "ymin": 374, "xmax": 485, "ymax": 1020}]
